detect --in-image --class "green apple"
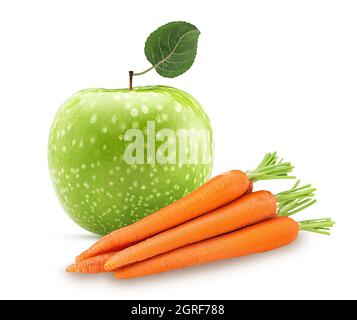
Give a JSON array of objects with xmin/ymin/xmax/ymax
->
[{"xmin": 48, "ymin": 86, "xmax": 213, "ymax": 235}]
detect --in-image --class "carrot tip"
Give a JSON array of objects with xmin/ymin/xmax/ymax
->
[{"xmin": 66, "ymin": 264, "xmax": 78, "ymax": 273}]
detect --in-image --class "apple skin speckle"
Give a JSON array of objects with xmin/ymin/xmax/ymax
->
[{"xmin": 48, "ymin": 86, "xmax": 213, "ymax": 235}]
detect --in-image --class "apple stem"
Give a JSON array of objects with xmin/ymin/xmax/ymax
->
[
  {"xmin": 129, "ymin": 71, "xmax": 134, "ymax": 91},
  {"xmin": 129, "ymin": 66, "xmax": 156, "ymax": 90}
]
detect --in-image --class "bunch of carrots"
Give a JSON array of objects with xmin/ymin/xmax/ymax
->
[{"xmin": 67, "ymin": 152, "xmax": 334, "ymax": 279}]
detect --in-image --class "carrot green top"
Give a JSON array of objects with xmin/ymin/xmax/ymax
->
[
  {"xmin": 275, "ymin": 181, "xmax": 335, "ymax": 235},
  {"xmin": 246, "ymin": 152, "xmax": 295, "ymax": 182},
  {"xmin": 298, "ymin": 218, "xmax": 335, "ymax": 235},
  {"xmin": 276, "ymin": 180, "xmax": 317, "ymax": 217}
]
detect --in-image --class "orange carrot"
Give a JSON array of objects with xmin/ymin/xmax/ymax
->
[
  {"xmin": 105, "ymin": 191, "xmax": 276, "ymax": 270},
  {"xmin": 115, "ymin": 217, "xmax": 334, "ymax": 279},
  {"xmin": 67, "ymin": 253, "xmax": 115, "ymax": 274},
  {"xmin": 105, "ymin": 182, "xmax": 316, "ymax": 271},
  {"xmin": 76, "ymin": 152, "xmax": 294, "ymax": 262},
  {"xmin": 247, "ymin": 180, "xmax": 254, "ymax": 193}
]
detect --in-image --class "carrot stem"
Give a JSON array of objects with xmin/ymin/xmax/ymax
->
[
  {"xmin": 276, "ymin": 180, "xmax": 317, "ymax": 216},
  {"xmin": 246, "ymin": 152, "xmax": 295, "ymax": 182},
  {"xmin": 298, "ymin": 218, "xmax": 335, "ymax": 235}
]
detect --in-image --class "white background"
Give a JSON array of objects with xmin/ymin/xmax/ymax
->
[{"xmin": 0, "ymin": 0, "xmax": 356, "ymax": 300}]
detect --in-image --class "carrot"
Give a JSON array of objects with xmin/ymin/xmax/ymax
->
[
  {"xmin": 247, "ymin": 180, "xmax": 254, "ymax": 193},
  {"xmin": 67, "ymin": 253, "xmax": 115, "ymax": 274},
  {"xmin": 105, "ymin": 181, "xmax": 316, "ymax": 270},
  {"xmin": 114, "ymin": 217, "xmax": 334, "ymax": 279},
  {"xmin": 76, "ymin": 152, "xmax": 294, "ymax": 262}
]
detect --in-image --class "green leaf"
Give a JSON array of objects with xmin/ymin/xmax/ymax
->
[{"xmin": 144, "ymin": 21, "xmax": 200, "ymax": 78}]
